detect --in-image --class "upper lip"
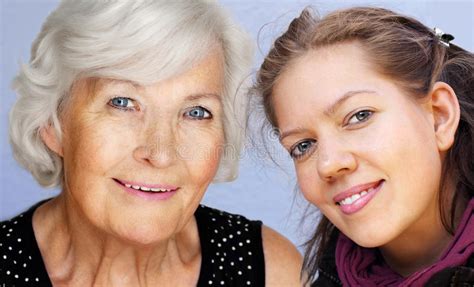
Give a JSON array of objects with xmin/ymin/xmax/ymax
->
[
  {"xmin": 114, "ymin": 178, "xmax": 179, "ymax": 190},
  {"xmin": 333, "ymin": 180, "xmax": 383, "ymax": 203}
]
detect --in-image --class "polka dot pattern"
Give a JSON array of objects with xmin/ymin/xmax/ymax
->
[
  {"xmin": 1, "ymin": 201, "xmax": 265, "ymax": 286},
  {"xmin": 1, "ymin": 200, "xmax": 51, "ymax": 286},
  {"xmin": 195, "ymin": 205, "xmax": 265, "ymax": 286}
]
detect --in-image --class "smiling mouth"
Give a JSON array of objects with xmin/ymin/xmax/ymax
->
[
  {"xmin": 336, "ymin": 189, "xmax": 371, "ymax": 206},
  {"xmin": 335, "ymin": 180, "xmax": 384, "ymax": 206},
  {"xmin": 113, "ymin": 179, "xmax": 178, "ymax": 193}
]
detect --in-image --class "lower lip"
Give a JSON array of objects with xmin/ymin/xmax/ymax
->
[
  {"xmin": 338, "ymin": 181, "xmax": 384, "ymax": 215},
  {"xmin": 115, "ymin": 180, "xmax": 177, "ymax": 201}
]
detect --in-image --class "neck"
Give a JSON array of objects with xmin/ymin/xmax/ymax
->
[
  {"xmin": 33, "ymin": 194, "xmax": 201, "ymax": 286},
  {"xmin": 379, "ymin": 196, "xmax": 457, "ymax": 277},
  {"xmin": 380, "ymin": 218, "xmax": 451, "ymax": 277}
]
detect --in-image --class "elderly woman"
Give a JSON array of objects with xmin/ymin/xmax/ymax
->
[{"xmin": 0, "ymin": 1, "xmax": 302, "ymax": 286}]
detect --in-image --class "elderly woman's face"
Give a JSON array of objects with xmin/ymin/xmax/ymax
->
[{"xmin": 57, "ymin": 51, "xmax": 225, "ymax": 244}]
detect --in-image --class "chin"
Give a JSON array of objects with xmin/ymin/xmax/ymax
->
[
  {"xmin": 352, "ymin": 238, "xmax": 382, "ymax": 248},
  {"xmin": 348, "ymin": 230, "xmax": 395, "ymax": 249},
  {"xmin": 113, "ymin": 223, "xmax": 172, "ymax": 247}
]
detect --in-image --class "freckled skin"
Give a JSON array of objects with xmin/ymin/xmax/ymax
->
[
  {"xmin": 273, "ymin": 43, "xmax": 448, "ymax": 264},
  {"xmin": 34, "ymin": 47, "xmax": 304, "ymax": 286},
  {"xmin": 59, "ymin": 50, "xmax": 225, "ymax": 245}
]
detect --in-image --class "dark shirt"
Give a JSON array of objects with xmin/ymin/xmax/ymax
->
[{"xmin": 0, "ymin": 200, "xmax": 265, "ymax": 286}]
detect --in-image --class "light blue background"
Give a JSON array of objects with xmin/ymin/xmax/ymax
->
[{"xmin": 1, "ymin": 0, "xmax": 473, "ymax": 249}]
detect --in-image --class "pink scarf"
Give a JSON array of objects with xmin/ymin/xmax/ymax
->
[{"xmin": 335, "ymin": 198, "xmax": 474, "ymax": 286}]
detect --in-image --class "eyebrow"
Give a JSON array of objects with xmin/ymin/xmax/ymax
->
[
  {"xmin": 101, "ymin": 79, "xmax": 142, "ymax": 89},
  {"xmin": 324, "ymin": 89, "xmax": 376, "ymax": 116},
  {"xmin": 98, "ymin": 79, "xmax": 222, "ymax": 102},
  {"xmin": 279, "ymin": 89, "xmax": 376, "ymax": 141},
  {"xmin": 185, "ymin": 93, "xmax": 222, "ymax": 103},
  {"xmin": 279, "ymin": 127, "xmax": 310, "ymax": 142}
]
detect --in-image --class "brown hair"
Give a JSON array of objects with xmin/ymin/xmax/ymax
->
[{"xmin": 254, "ymin": 6, "xmax": 474, "ymax": 281}]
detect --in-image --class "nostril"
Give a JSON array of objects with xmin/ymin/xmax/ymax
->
[{"xmin": 317, "ymin": 153, "xmax": 357, "ymax": 181}]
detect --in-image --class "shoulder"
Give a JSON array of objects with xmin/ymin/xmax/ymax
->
[
  {"xmin": 425, "ymin": 252, "xmax": 474, "ymax": 286},
  {"xmin": 196, "ymin": 206, "xmax": 303, "ymax": 284},
  {"xmin": 195, "ymin": 205, "xmax": 266, "ymax": 284},
  {"xmin": 0, "ymin": 201, "xmax": 52, "ymax": 286},
  {"xmin": 261, "ymin": 225, "xmax": 303, "ymax": 286},
  {"xmin": 195, "ymin": 205, "xmax": 303, "ymax": 284},
  {"xmin": 0, "ymin": 211, "xmax": 34, "ymax": 282},
  {"xmin": 196, "ymin": 205, "xmax": 264, "ymax": 252},
  {"xmin": 0, "ymin": 211, "xmax": 31, "ymax": 256},
  {"xmin": 426, "ymin": 265, "xmax": 474, "ymax": 286},
  {"xmin": 196, "ymin": 205, "xmax": 263, "ymax": 233}
]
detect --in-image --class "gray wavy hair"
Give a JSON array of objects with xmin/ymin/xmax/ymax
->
[{"xmin": 10, "ymin": 0, "xmax": 254, "ymax": 187}]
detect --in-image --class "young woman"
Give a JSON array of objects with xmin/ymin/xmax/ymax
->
[{"xmin": 254, "ymin": 7, "xmax": 474, "ymax": 286}]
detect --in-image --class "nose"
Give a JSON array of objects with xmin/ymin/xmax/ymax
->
[
  {"xmin": 317, "ymin": 138, "xmax": 357, "ymax": 182},
  {"xmin": 133, "ymin": 122, "xmax": 176, "ymax": 169}
]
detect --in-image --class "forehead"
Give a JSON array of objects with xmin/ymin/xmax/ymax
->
[
  {"xmin": 73, "ymin": 48, "xmax": 226, "ymax": 100},
  {"xmin": 272, "ymin": 43, "xmax": 382, "ymax": 122},
  {"xmin": 169, "ymin": 47, "xmax": 225, "ymax": 92},
  {"xmin": 275, "ymin": 42, "xmax": 376, "ymax": 95}
]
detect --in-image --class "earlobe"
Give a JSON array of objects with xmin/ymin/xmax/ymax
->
[
  {"xmin": 430, "ymin": 82, "xmax": 460, "ymax": 151},
  {"xmin": 40, "ymin": 124, "xmax": 64, "ymax": 157}
]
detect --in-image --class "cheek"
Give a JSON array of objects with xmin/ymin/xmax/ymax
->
[
  {"xmin": 62, "ymin": 117, "xmax": 135, "ymax": 179},
  {"xmin": 378, "ymin": 114, "xmax": 439, "ymax": 174},
  {"xmin": 295, "ymin": 160, "xmax": 324, "ymax": 206},
  {"xmin": 355, "ymin": 111, "xmax": 442, "ymax": 206},
  {"xmin": 178, "ymin": 126, "xmax": 224, "ymax": 185}
]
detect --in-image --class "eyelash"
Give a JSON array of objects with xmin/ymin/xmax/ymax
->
[
  {"xmin": 184, "ymin": 106, "xmax": 213, "ymax": 120},
  {"xmin": 107, "ymin": 96, "xmax": 137, "ymax": 112},
  {"xmin": 289, "ymin": 139, "xmax": 317, "ymax": 159},
  {"xmin": 346, "ymin": 109, "xmax": 374, "ymax": 126},
  {"xmin": 107, "ymin": 97, "xmax": 213, "ymax": 121}
]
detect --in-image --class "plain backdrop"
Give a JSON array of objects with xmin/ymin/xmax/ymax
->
[{"xmin": 1, "ymin": 0, "xmax": 473, "ymax": 250}]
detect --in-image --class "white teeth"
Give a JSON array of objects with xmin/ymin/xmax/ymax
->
[
  {"xmin": 339, "ymin": 189, "xmax": 372, "ymax": 206},
  {"xmin": 123, "ymin": 182, "xmax": 172, "ymax": 193},
  {"xmin": 341, "ymin": 197, "xmax": 353, "ymax": 205},
  {"xmin": 351, "ymin": 194, "xmax": 361, "ymax": 201}
]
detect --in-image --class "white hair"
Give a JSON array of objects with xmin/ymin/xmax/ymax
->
[{"xmin": 10, "ymin": 0, "xmax": 254, "ymax": 187}]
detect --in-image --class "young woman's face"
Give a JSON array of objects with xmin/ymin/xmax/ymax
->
[{"xmin": 272, "ymin": 43, "xmax": 444, "ymax": 248}]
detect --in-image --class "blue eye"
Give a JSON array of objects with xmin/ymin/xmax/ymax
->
[
  {"xmin": 185, "ymin": 106, "xmax": 212, "ymax": 120},
  {"xmin": 290, "ymin": 140, "xmax": 316, "ymax": 159},
  {"xmin": 347, "ymin": 110, "xmax": 373, "ymax": 125},
  {"xmin": 108, "ymin": 97, "xmax": 136, "ymax": 111}
]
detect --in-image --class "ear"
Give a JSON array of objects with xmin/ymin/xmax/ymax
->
[
  {"xmin": 429, "ymin": 81, "xmax": 460, "ymax": 151},
  {"xmin": 40, "ymin": 124, "xmax": 64, "ymax": 157}
]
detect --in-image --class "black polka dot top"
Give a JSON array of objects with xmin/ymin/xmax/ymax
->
[
  {"xmin": 195, "ymin": 205, "xmax": 265, "ymax": 286},
  {"xmin": 0, "ymin": 200, "xmax": 265, "ymax": 286}
]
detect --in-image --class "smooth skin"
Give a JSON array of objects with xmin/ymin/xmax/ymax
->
[
  {"xmin": 37, "ymin": 48, "xmax": 302, "ymax": 286},
  {"xmin": 273, "ymin": 42, "xmax": 460, "ymax": 276}
]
